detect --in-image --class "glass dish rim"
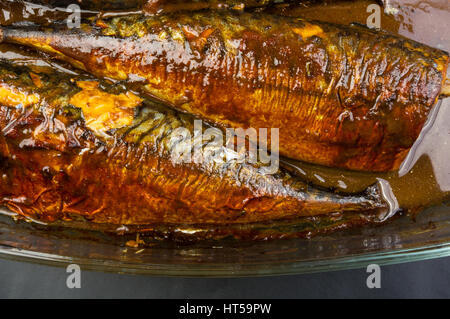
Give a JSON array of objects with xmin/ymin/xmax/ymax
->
[{"xmin": 1, "ymin": 241, "xmax": 450, "ymax": 277}]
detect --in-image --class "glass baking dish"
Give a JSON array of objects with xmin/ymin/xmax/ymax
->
[
  {"xmin": 1, "ymin": 203, "xmax": 450, "ymax": 277},
  {"xmin": 0, "ymin": 0, "xmax": 449, "ymax": 277}
]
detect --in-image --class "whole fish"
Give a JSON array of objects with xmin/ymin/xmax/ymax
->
[
  {"xmin": 1, "ymin": 11, "xmax": 447, "ymax": 172},
  {"xmin": 0, "ymin": 56, "xmax": 387, "ymax": 226}
]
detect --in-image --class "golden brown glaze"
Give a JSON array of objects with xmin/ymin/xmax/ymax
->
[
  {"xmin": 0, "ymin": 0, "xmax": 99, "ymax": 27},
  {"xmin": 1, "ymin": 11, "xmax": 447, "ymax": 172},
  {"xmin": 23, "ymin": 0, "xmax": 282, "ymax": 13},
  {"xmin": 143, "ymin": 0, "xmax": 274, "ymax": 14},
  {"xmin": 23, "ymin": 0, "xmax": 322, "ymax": 13},
  {"xmin": 140, "ymin": 0, "xmax": 356, "ymax": 14},
  {"xmin": 0, "ymin": 60, "xmax": 387, "ymax": 225},
  {"xmin": 26, "ymin": 0, "xmax": 147, "ymax": 11}
]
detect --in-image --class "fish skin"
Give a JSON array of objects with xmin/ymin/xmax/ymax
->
[
  {"xmin": 2, "ymin": 0, "xmax": 372, "ymax": 16},
  {"xmin": 26, "ymin": 0, "xmax": 289, "ymax": 12},
  {"xmin": 0, "ymin": 11, "xmax": 447, "ymax": 172},
  {"xmin": 0, "ymin": 58, "xmax": 387, "ymax": 225},
  {"xmin": 22, "ymin": 0, "xmax": 147, "ymax": 11},
  {"xmin": 0, "ymin": 0, "xmax": 279, "ymax": 28},
  {"xmin": 140, "ymin": 0, "xmax": 352, "ymax": 14}
]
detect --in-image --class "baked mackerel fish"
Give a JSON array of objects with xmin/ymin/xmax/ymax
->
[
  {"xmin": 0, "ymin": 56, "xmax": 388, "ymax": 227},
  {"xmin": 1, "ymin": 11, "xmax": 447, "ymax": 172}
]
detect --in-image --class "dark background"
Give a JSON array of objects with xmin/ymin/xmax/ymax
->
[{"xmin": 1, "ymin": 256, "xmax": 449, "ymax": 298}]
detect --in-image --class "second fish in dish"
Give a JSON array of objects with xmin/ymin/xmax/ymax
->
[{"xmin": 1, "ymin": 11, "xmax": 448, "ymax": 171}]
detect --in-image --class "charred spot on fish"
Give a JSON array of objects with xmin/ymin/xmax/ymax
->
[
  {"xmin": 41, "ymin": 166, "xmax": 55, "ymax": 180},
  {"xmin": 61, "ymin": 105, "xmax": 82, "ymax": 119}
]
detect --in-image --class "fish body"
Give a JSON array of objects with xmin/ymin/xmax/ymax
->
[
  {"xmin": 25, "ymin": 0, "xmax": 375, "ymax": 12},
  {"xmin": 1, "ymin": 12, "xmax": 447, "ymax": 171},
  {"xmin": 0, "ymin": 58, "xmax": 387, "ymax": 225}
]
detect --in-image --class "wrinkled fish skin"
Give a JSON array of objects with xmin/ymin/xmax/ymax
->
[
  {"xmin": 4, "ymin": 0, "xmax": 366, "ymax": 16},
  {"xmin": 0, "ymin": 0, "xmax": 275, "ymax": 28},
  {"xmin": 143, "ymin": 0, "xmax": 275, "ymax": 14},
  {"xmin": 0, "ymin": 59, "xmax": 387, "ymax": 225},
  {"xmin": 24, "ymin": 0, "xmax": 370, "ymax": 12},
  {"xmin": 1, "ymin": 11, "xmax": 447, "ymax": 172},
  {"xmin": 25, "ymin": 0, "xmax": 278, "ymax": 12},
  {"xmin": 25, "ymin": 0, "xmax": 146, "ymax": 11}
]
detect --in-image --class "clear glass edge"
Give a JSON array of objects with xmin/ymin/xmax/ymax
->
[{"xmin": 1, "ymin": 242, "xmax": 450, "ymax": 277}]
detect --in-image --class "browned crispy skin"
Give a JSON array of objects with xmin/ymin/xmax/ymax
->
[
  {"xmin": 25, "ymin": 0, "xmax": 369, "ymax": 12},
  {"xmin": 0, "ymin": 0, "xmax": 330, "ymax": 28},
  {"xmin": 1, "ymin": 12, "xmax": 448, "ymax": 171},
  {"xmin": 24, "ymin": 0, "xmax": 279, "ymax": 12},
  {"xmin": 0, "ymin": 0, "xmax": 371, "ymax": 27},
  {"xmin": 0, "ymin": 60, "xmax": 387, "ymax": 225},
  {"xmin": 0, "ymin": 0, "xmax": 100, "ymax": 27},
  {"xmin": 24, "ymin": 0, "xmax": 147, "ymax": 10},
  {"xmin": 140, "ymin": 0, "xmax": 361, "ymax": 14},
  {"xmin": 142, "ymin": 0, "xmax": 376, "ymax": 16},
  {"xmin": 143, "ymin": 0, "xmax": 274, "ymax": 14}
]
